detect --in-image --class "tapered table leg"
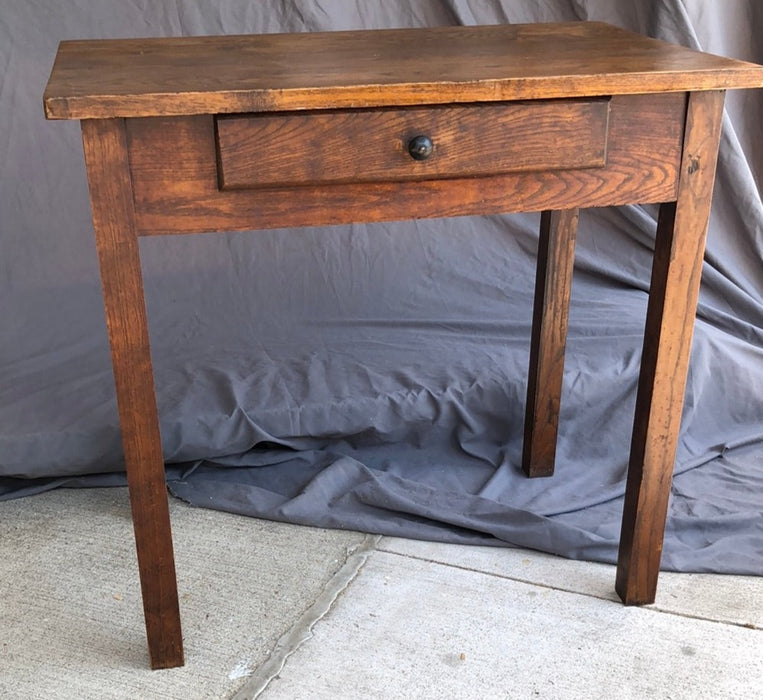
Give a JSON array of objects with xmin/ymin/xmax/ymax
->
[
  {"xmin": 616, "ymin": 90, "xmax": 726, "ymax": 604},
  {"xmin": 523, "ymin": 208, "xmax": 579, "ymax": 477},
  {"xmin": 81, "ymin": 118, "xmax": 184, "ymax": 668}
]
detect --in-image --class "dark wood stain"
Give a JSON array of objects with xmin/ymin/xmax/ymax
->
[
  {"xmin": 42, "ymin": 22, "xmax": 763, "ymax": 668},
  {"xmin": 128, "ymin": 93, "xmax": 684, "ymax": 235},
  {"xmin": 215, "ymin": 99, "xmax": 610, "ymax": 189},
  {"xmin": 523, "ymin": 209, "xmax": 579, "ymax": 478},
  {"xmin": 616, "ymin": 90, "xmax": 726, "ymax": 604},
  {"xmin": 44, "ymin": 22, "xmax": 763, "ymax": 118},
  {"xmin": 80, "ymin": 118, "xmax": 184, "ymax": 668}
]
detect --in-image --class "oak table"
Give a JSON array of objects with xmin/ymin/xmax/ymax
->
[{"xmin": 44, "ymin": 21, "xmax": 763, "ymax": 669}]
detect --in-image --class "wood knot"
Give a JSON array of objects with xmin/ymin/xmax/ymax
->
[{"xmin": 687, "ymin": 156, "xmax": 700, "ymax": 174}]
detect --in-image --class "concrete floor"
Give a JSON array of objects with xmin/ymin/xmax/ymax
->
[{"xmin": 1, "ymin": 487, "xmax": 761, "ymax": 699}]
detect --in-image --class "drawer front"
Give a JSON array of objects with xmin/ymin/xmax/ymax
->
[{"xmin": 215, "ymin": 98, "xmax": 610, "ymax": 190}]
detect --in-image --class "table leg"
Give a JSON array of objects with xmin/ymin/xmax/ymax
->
[
  {"xmin": 523, "ymin": 208, "xmax": 579, "ymax": 477},
  {"xmin": 616, "ymin": 90, "xmax": 725, "ymax": 604},
  {"xmin": 81, "ymin": 118, "xmax": 184, "ymax": 668}
]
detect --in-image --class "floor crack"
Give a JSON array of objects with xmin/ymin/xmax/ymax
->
[{"xmin": 231, "ymin": 534, "xmax": 381, "ymax": 699}]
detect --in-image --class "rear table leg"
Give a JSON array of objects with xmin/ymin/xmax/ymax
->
[{"xmin": 523, "ymin": 208, "xmax": 579, "ymax": 478}]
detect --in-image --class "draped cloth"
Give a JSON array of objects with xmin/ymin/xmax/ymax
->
[{"xmin": 1, "ymin": 0, "xmax": 761, "ymax": 573}]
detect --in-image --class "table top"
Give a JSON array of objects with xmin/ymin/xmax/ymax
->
[{"xmin": 44, "ymin": 21, "xmax": 763, "ymax": 120}]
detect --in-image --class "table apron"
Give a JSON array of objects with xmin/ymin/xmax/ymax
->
[{"xmin": 126, "ymin": 91, "xmax": 686, "ymax": 236}]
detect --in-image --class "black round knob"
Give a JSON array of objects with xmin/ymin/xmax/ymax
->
[{"xmin": 407, "ymin": 135, "xmax": 433, "ymax": 161}]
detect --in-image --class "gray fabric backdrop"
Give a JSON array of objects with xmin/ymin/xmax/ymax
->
[{"xmin": 1, "ymin": 0, "xmax": 762, "ymax": 573}]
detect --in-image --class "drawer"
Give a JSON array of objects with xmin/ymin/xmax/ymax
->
[{"xmin": 214, "ymin": 98, "xmax": 610, "ymax": 190}]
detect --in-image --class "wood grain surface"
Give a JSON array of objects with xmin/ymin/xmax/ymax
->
[
  {"xmin": 616, "ymin": 90, "xmax": 726, "ymax": 605},
  {"xmin": 523, "ymin": 209, "xmax": 579, "ymax": 478},
  {"xmin": 48, "ymin": 21, "xmax": 761, "ymax": 669},
  {"xmin": 81, "ymin": 118, "xmax": 184, "ymax": 669},
  {"xmin": 44, "ymin": 22, "xmax": 763, "ymax": 120},
  {"xmin": 128, "ymin": 92, "xmax": 685, "ymax": 235},
  {"xmin": 215, "ymin": 99, "xmax": 609, "ymax": 189}
]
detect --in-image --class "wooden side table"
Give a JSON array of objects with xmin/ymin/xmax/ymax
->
[{"xmin": 44, "ymin": 21, "xmax": 763, "ymax": 669}]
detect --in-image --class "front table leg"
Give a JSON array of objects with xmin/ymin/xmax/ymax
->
[
  {"xmin": 616, "ymin": 90, "xmax": 726, "ymax": 604},
  {"xmin": 81, "ymin": 118, "xmax": 184, "ymax": 668},
  {"xmin": 523, "ymin": 209, "xmax": 579, "ymax": 477}
]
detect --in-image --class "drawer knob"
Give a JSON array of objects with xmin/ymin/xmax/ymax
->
[{"xmin": 407, "ymin": 135, "xmax": 433, "ymax": 161}]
